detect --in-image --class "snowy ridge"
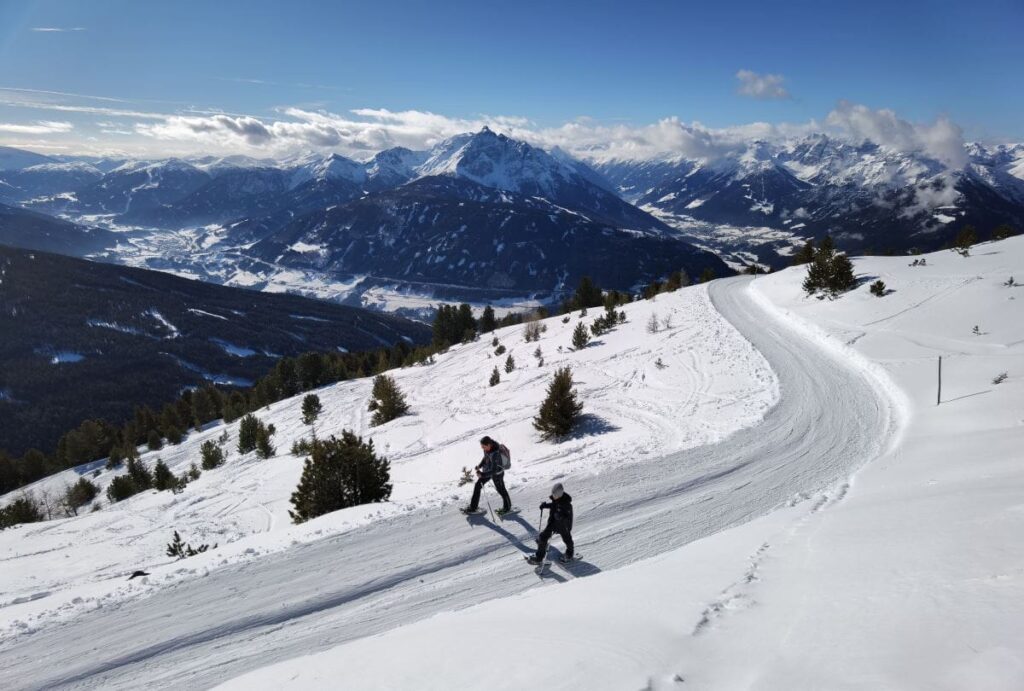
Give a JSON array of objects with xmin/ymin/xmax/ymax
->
[
  {"xmin": 209, "ymin": 237, "xmax": 1024, "ymax": 691},
  {"xmin": 0, "ymin": 284, "xmax": 776, "ymax": 645}
]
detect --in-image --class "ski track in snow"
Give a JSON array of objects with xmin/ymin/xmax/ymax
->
[{"xmin": 0, "ymin": 277, "xmax": 898, "ymax": 690}]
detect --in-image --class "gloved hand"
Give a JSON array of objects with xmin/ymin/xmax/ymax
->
[{"xmin": 539, "ymin": 502, "xmax": 551, "ymax": 510}]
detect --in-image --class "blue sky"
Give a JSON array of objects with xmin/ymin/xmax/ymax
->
[{"xmin": 0, "ymin": 0, "xmax": 1021, "ymax": 159}]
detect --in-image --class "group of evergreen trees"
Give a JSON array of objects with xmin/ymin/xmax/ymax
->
[
  {"xmin": 0, "ymin": 336, "xmax": 436, "ymax": 496},
  {"xmin": 800, "ymin": 236, "xmax": 858, "ymax": 297}
]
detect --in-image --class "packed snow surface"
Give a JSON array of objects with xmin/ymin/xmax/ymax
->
[
  {"xmin": 3, "ymin": 238, "xmax": 1022, "ymax": 690},
  {"xmin": 0, "ymin": 284, "xmax": 775, "ymax": 648},
  {"xmin": 221, "ymin": 238, "xmax": 1023, "ymax": 691}
]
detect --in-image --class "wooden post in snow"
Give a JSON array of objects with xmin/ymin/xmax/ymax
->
[{"xmin": 937, "ymin": 355, "xmax": 942, "ymax": 406}]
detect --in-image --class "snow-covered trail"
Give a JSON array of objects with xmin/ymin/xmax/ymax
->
[{"xmin": 0, "ymin": 277, "xmax": 898, "ymax": 690}]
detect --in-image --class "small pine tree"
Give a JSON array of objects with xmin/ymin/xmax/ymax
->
[
  {"xmin": 0, "ymin": 495, "xmax": 45, "ymax": 528},
  {"xmin": 494, "ymin": 344, "xmax": 507, "ymax": 355},
  {"xmin": 153, "ymin": 459, "xmax": 178, "ymax": 491},
  {"xmin": 166, "ymin": 530, "xmax": 187, "ymax": 559},
  {"xmin": 237, "ymin": 414, "xmax": 260, "ymax": 454},
  {"xmin": 64, "ymin": 478, "xmax": 99, "ymax": 512},
  {"xmin": 301, "ymin": 394, "xmax": 323, "ymax": 427},
  {"xmin": 200, "ymin": 440, "xmax": 225, "ymax": 470},
  {"xmin": 289, "ymin": 432, "xmax": 392, "ymax": 523},
  {"xmin": 127, "ymin": 456, "xmax": 153, "ymax": 490},
  {"xmin": 533, "ymin": 346, "xmax": 543, "ymax": 360},
  {"xmin": 255, "ymin": 424, "xmax": 276, "ymax": 459},
  {"xmin": 571, "ymin": 321, "xmax": 591, "ymax": 350},
  {"xmin": 146, "ymin": 430, "xmax": 163, "ymax": 451},
  {"xmin": 991, "ymin": 224, "xmax": 1017, "ymax": 241},
  {"xmin": 953, "ymin": 225, "xmax": 977, "ymax": 257},
  {"xmin": 489, "ymin": 366, "xmax": 501, "ymax": 386},
  {"xmin": 827, "ymin": 253, "xmax": 857, "ymax": 295},
  {"xmin": 106, "ymin": 475, "xmax": 139, "ymax": 503},
  {"xmin": 504, "ymin": 354, "xmax": 516, "ymax": 373},
  {"xmin": 491, "ymin": 336, "xmax": 499, "ymax": 347},
  {"xmin": 458, "ymin": 467, "xmax": 474, "ymax": 487},
  {"xmin": 479, "ymin": 305, "xmax": 498, "ymax": 334},
  {"xmin": 870, "ymin": 279, "xmax": 887, "ymax": 297},
  {"xmin": 106, "ymin": 446, "xmax": 125, "ymax": 470},
  {"xmin": 533, "ymin": 367, "xmax": 584, "ymax": 440},
  {"xmin": 699, "ymin": 267, "xmax": 716, "ymax": 283},
  {"xmin": 187, "ymin": 463, "xmax": 201, "ymax": 481},
  {"xmin": 370, "ymin": 375, "xmax": 410, "ymax": 426}
]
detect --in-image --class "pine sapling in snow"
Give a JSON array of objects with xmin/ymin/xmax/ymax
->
[
  {"xmin": 165, "ymin": 530, "xmax": 216, "ymax": 560},
  {"xmin": 571, "ymin": 321, "xmax": 591, "ymax": 350},
  {"xmin": 153, "ymin": 459, "xmax": 178, "ymax": 491},
  {"xmin": 490, "ymin": 366, "xmax": 501, "ymax": 386},
  {"xmin": 370, "ymin": 374, "xmax": 410, "ymax": 426},
  {"xmin": 458, "ymin": 466, "xmax": 474, "ymax": 487},
  {"xmin": 505, "ymin": 354, "xmax": 516, "ymax": 373},
  {"xmin": 533, "ymin": 366, "xmax": 584, "ymax": 440},
  {"xmin": 870, "ymin": 279, "xmax": 887, "ymax": 297},
  {"xmin": 200, "ymin": 440, "xmax": 225, "ymax": 470},
  {"xmin": 953, "ymin": 225, "xmax": 977, "ymax": 257},
  {"xmin": 301, "ymin": 394, "xmax": 323, "ymax": 427}
]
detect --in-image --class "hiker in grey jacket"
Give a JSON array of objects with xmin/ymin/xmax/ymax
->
[{"xmin": 463, "ymin": 435, "xmax": 512, "ymax": 515}]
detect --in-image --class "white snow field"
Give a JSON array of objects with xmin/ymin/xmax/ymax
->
[
  {"xmin": 219, "ymin": 238, "xmax": 1024, "ymax": 691},
  {"xmin": 2, "ymin": 237, "xmax": 1021, "ymax": 690}
]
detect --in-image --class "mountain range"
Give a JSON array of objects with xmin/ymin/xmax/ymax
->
[{"xmin": 1, "ymin": 128, "xmax": 1021, "ymax": 292}]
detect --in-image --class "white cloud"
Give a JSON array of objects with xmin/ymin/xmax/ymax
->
[
  {"xmin": 0, "ymin": 120, "xmax": 73, "ymax": 134},
  {"xmin": 31, "ymin": 27, "xmax": 86, "ymax": 32},
  {"xmin": 735, "ymin": 70, "xmax": 791, "ymax": 100},
  {"xmin": 825, "ymin": 100, "xmax": 967, "ymax": 168}
]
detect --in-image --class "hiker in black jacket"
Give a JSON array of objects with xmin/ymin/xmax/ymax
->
[
  {"xmin": 462, "ymin": 436, "xmax": 512, "ymax": 515},
  {"xmin": 528, "ymin": 482, "xmax": 574, "ymax": 564}
]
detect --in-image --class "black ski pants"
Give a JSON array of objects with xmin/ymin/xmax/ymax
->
[
  {"xmin": 535, "ymin": 520, "xmax": 574, "ymax": 560},
  {"xmin": 469, "ymin": 473, "xmax": 511, "ymax": 512}
]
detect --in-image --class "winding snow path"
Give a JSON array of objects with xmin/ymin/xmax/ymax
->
[{"xmin": 0, "ymin": 277, "xmax": 899, "ymax": 690}]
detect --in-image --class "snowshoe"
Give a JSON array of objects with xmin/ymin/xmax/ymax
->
[
  {"xmin": 559, "ymin": 554, "xmax": 580, "ymax": 564},
  {"xmin": 525, "ymin": 555, "xmax": 545, "ymax": 566},
  {"xmin": 495, "ymin": 507, "xmax": 519, "ymax": 518},
  {"xmin": 460, "ymin": 507, "xmax": 485, "ymax": 515}
]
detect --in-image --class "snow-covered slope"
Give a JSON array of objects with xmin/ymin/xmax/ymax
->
[
  {"xmin": 0, "ymin": 284, "xmax": 775, "ymax": 642},
  {"xmin": 224, "ymin": 238, "xmax": 1024, "ymax": 690}
]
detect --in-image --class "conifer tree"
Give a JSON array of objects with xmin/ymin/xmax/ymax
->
[
  {"xmin": 301, "ymin": 393, "xmax": 323, "ymax": 428},
  {"xmin": 489, "ymin": 366, "xmax": 501, "ymax": 386},
  {"xmin": 106, "ymin": 475, "xmax": 138, "ymax": 503},
  {"xmin": 479, "ymin": 305, "xmax": 498, "ymax": 334},
  {"xmin": 200, "ymin": 440, "xmax": 225, "ymax": 470},
  {"xmin": 504, "ymin": 354, "xmax": 516, "ymax": 373},
  {"xmin": 147, "ymin": 430, "xmax": 163, "ymax": 451},
  {"xmin": 827, "ymin": 253, "xmax": 857, "ymax": 295},
  {"xmin": 571, "ymin": 321, "xmax": 591, "ymax": 350},
  {"xmin": 153, "ymin": 459, "xmax": 177, "ymax": 491},
  {"xmin": 370, "ymin": 374, "xmax": 410, "ymax": 426},
  {"xmin": 127, "ymin": 456, "xmax": 153, "ymax": 490},
  {"xmin": 0, "ymin": 495, "xmax": 44, "ymax": 528},
  {"xmin": 533, "ymin": 367, "xmax": 584, "ymax": 440},
  {"xmin": 237, "ymin": 414, "xmax": 260, "ymax": 454},
  {"xmin": 953, "ymin": 225, "xmax": 978, "ymax": 256},
  {"xmin": 289, "ymin": 432, "xmax": 392, "ymax": 523},
  {"xmin": 255, "ymin": 425, "xmax": 276, "ymax": 460},
  {"xmin": 699, "ymin": 267, "xmax": 716, "ymax": 283}
]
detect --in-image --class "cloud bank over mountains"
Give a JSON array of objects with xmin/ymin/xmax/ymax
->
[{"xmin": 0, "ymin": 84, "xmax": 975, "ymax": 169}]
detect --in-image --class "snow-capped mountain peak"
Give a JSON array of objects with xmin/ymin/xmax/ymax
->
[{"xmin": 416, "ymin": 127, "xmax": 577, "ymax": 196}]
